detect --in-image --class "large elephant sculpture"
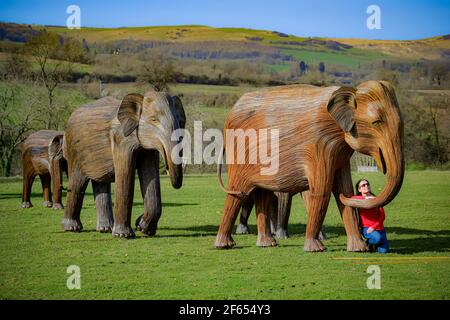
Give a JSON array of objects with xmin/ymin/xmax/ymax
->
[
  {"xmin": 62, "ymin": 92, "xmax": 186, "ymax": 238},
  {"xmin": 235, "ymin": 191, "xmax": 327, "ymax": 240},
  {"xmin": 22, "ymin": 130, "xmax": 67, "ymax": 209},
  {"xmin": 216, "ymin": 80, "xmax": 404, "ymax": 252}
]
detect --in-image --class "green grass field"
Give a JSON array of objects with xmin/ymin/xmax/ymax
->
[
  {"xmin": 0, "ymin": 171, "xmax": 449, "ymax": 299},
  {"xmin": 280, "ymin": 47, "xmax": 387, "ymax": 68}
]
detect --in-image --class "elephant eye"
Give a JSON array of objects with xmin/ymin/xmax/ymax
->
[
  {"xmin": 372, "ymin": 120, "xmax": 383, "ymax": 126},
  {"xmin": 149, "ymin": 116, "xmax": 158, "ymax": 122}
]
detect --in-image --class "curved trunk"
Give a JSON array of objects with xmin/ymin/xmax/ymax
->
[
  {"xmin": 161, "ymin": 141, "xmax": 183, "ymax": 189},
  {"xmin": 340, "ymin": 144, "xmax": 404, "ymax": 209},
  {"xmin": 167, "ymin": 158, "xmax": 183, "ymax": 189}
]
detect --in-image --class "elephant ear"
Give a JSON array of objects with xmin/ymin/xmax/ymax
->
[
  {"xmin": 117, "ymin": 93, "xmax": 144, "ymax": 137},
  {"xmin": 379, "ymin": 80, "xmax": 400, "ymax": 105},
  {"xmin": 327, "ymin": 86, "xmax": 357, "ymax": 133},
  {"xmin": 48, "ymin": 134, "xmax": 64, "ymax": 160},
  {"xmin": 171, "ymin": 96, "xmax": 186, "ymax": 129}
]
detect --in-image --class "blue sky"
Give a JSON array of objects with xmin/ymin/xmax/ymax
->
[{"xmin": 0, "ymin": 0, "xmax": 449, "ymax": 40}]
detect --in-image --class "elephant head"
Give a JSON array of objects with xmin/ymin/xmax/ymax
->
[
  {"xmin": 117, "ymin": 91, "xmax": 186, "ymax": 189},
  {"xmin": 327, "ymin": 80, "xmax": 404, "ymax": 209}
]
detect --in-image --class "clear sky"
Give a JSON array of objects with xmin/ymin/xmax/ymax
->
[{"xmin": 0, "ymin": 0, "xmax": 449, "ymax": 40}]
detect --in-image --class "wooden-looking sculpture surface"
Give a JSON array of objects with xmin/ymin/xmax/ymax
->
[
  {"xmin": 22, "ymin": 130, "xmax": 67, "ymax": 209},
  {"xmin": 216, "ymin": 80, "xmax": 404, "ymax": 252},
  {"xmin": 236, "ymin": 191, "xmax": 327, "ymax": 241},
  {"xmin": 62, "ymin": 93, "xmax": 186, "ymax": 238}
]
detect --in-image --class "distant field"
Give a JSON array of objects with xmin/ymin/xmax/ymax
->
[
  {"xmin": 0, "ymin": 171, "xmax": 449, "ymax": 299},
  {"xmin": 0, "ymin": 52, "xmax": 92, "ymax": 74},
  {"xmin": 45, "ymin": 25, "xmax": 309, "ymax": 45},
  {"xmin": 412, "ymin": 89, "xmax": 450, "ymax": 96},
  {"xmin": 41, "ymin": 25, "xmax": 448, "ymax": 62},
  {"xmin": 280, "ymin": 47, "xmax": 388, "ymax": 68},
  {"xmin": 94, "ymin": 82, "xmax": 251, "ymax": 128},
  {"xmin": 98, "ymin": 82, "xmax": 251, "ymax": 96},
  {"xmin": 329, "ymin": 36, "xmax": 450, "ymax": 60}
]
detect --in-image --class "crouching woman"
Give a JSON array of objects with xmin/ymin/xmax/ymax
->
[{"xmin": 353, "ymin": 179, "xmax": 389, "ymax": 253}]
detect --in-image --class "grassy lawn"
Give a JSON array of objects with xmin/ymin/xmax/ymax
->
[{"xmin": 0, "ymin": 171, "xmax": 449, "ymax": 299}]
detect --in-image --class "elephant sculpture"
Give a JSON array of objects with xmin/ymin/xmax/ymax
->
[
  {"xmin": 22, "ymin": 130, "xmax": 67, "ymax": 209},
  {"xmin": 216, "ymin": 80, "xmax": 404, "ymax": 252},
  {"xmin": 235, "ymin": 191, "xmax": 327, "ymax": 240},
  {"xmin": 62, "ymin": 92, "xmax": 186, "ymax": 238}
]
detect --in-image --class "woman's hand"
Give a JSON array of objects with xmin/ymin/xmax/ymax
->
[{"xmin": 367, "ymin": 227, "xmax": 375, "ymax": 233}]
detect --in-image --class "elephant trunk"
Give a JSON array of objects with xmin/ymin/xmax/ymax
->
[
  {"xmin": 167, "ymin": 156, "xmax": 183, "ymax": 189},
  {"xmin": 162, "ymin": 139, "xmax": 183, "ymax": 189},
  {"xmin": 340, "ymin": 141, "xmax": 405, "ymax": 209}
]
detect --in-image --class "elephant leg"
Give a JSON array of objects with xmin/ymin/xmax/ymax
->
[
  {"xmin": 235, "ymin": 196, "xmax": 254, "ymax": 234},
  {"xmin": 304, "ymin": 192, "xmax": 330, "ymax": 252},
  {"xmin": 255, "ymin": 189, "xmax": 278, "ymax": 247},
  {"xmin": 40, "ymin": 173, "xmax": 53, "ymax": 208},
  {"xmin": 92, "ymin": 181, "xmax": 113, "ymax": 233},
  {"xmin": 62, "ymin": 171, "xmax": 88, "ymax": 232},
  {"xmin": 274, "ymin": 192, "xmax": 292, "ymax": 239},
  {"xmin": 304, "ymin": 163, "xmax": 334, "ymax": 252},
  {"xmin": 269, "ymin": 194, "xmax": 278, "ymax": 235},
  {"xmin": 333, "ymin": 163, "xmax": 368, "ymax": 252},
  {"xmin": 112, "ymin": 150, "xmax": 136, "ymax": 238},
  {"xmin": 215, "ymin": 194, "xmax": 244, "ymax": 248},
  {"xmin": 301, "ymin": 191, "xmax": 327, "ymax": 240},
  {"xmin": 22, "ymin": 166, "xmax": 35, "ymax": 208},
  {"xmin": 51, "ymin": 161, "xmax": 64, "ymax": 210},
  {"xmin": 135, "ymin": 150, "xmax": 161, "ymax": 236}
]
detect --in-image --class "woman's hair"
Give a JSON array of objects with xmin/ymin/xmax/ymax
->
[{"xmin": 355, "ymin": 179, "xmax": 375, "ymax": 196}]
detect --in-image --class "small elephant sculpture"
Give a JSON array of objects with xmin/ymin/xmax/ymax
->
[
  {"xmin": 235, "ymin": 191, "xmax": 327, "ymax": 241},
  {"xmin": 216, "ymin": 81, "xmax": 404, "ymax": 252},
  {"xmin": 62, "ymin": 92, "xmax": 186, "ymax": 238},
  {"xmin": 22, "ymin": 130, "xmax": 67, "ymax": 209}
]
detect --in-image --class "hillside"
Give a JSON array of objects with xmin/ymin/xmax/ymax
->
[
  {"xmin": 36, "ymin": 24, "xmax": 450, "ymax": 61},
  {"xmin": 1, "ymin": 22, "xmax": 449, "ymax": 90},
  {"xmin": 1, "ymin": 22, "xmax": 449, "ymax": 65},
  {"xmin": 329, "ymin": 35, "xmax": 450, "ymax": 61}
]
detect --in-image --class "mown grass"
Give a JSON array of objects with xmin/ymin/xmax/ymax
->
[{"xmin": 0, "ymin": 171, "xmax": 449, "ymax": 299}]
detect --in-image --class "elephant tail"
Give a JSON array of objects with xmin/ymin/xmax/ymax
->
[{"xmin": 217, "ymin": 143, "xmax": 245, "ymax": 197}]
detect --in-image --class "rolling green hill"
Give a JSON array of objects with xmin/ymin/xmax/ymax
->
[
  {"xmin": 2, "ymin": 22, "xmax": 448, "ymax": 67},
  {"xmin": 36, "ymin": 24, "xmax": 449, "ymax": 61}
]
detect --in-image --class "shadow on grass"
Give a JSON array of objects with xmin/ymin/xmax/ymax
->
[
  {"xmin": 0, "ymin": 192, "xmax": 90, "ymax": 200},
  {"xmin": 156, "ymin": 223, "xmax": 450, "ymax": 254},
  {"xmin": 388, "ymin": 237, "xmax": 450, "ymax": 254},
  {"xmin": 52, "ymin": 223, "xmax": 450, "ymax": 253},
  {"xmin": 131, "ymin": 202, "xmax": 199, "ymax": 207}
]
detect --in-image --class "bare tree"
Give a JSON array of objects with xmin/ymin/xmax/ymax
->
[
  {"xmin": 138, "ymin": 54, "xmax": 176, "ymax": 92},
  {"xmin": 0, "ymin": 83, "xmax": 39, "ymax": 176},
  {"xmin": 427, "ymin": 95, "xmax": 449, "ymax": 164},
  {"xmin": 430, "ymin": 63, "xmax": 449, "ymax": 87},
  {"xmin": 25, "ymin": 31, "xmax": 86, "ymax": 129},
  {"xmin": 1, "ymin": 53, "xmax": 31, "ymax": 81}
]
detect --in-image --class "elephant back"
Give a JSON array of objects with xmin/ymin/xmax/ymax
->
[
  {"xmin": 23, "ymin": 130, "xmax": 65, "ymax": 157},
  {"xmin": 22, "ymin": 130, "xmax": 65, "ymax": 173},
  {"xmin": 226, "ymin": 84, "xmax": 338, "ymax": 131},
  {"xmin": 64, "ymin": 97, "xmax": 119, "ymax": 181}
]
